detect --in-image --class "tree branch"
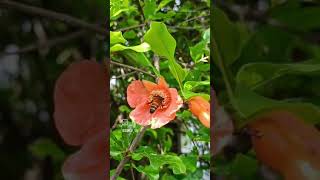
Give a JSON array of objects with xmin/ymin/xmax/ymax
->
[
  {"xmin": 110, "ymin": 60, "xmax": 156, "ymax": 78},
  {"xmin": 111, "ymin": 125, "xmax": 150, "ymax": 180},
  {"xmin": 0, "ymin": 0, "xmax": 107, "ymax": 35},
  {"xmin": 0, "ymin": 30, "xmax": 87, "ymax": 56}
]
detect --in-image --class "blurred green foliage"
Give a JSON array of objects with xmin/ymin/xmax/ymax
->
[
  {"xmin": 213, "ymin": 0, "xmax": 320, "ymax": 179},
  {"xmin": 0, "ymin": 0, "xmax": 106, "ymax": 179}
]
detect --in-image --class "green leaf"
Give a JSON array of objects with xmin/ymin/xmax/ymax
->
[
  {"xmin": 212, "ymin": 7, "xmax": 249, "ymax": 66},
  {"xmin": 271, "ymin": 3, "xmax": 320, "ymax": 32},
  {"xmin": 110, "ymin": 31, "xmax": 126, "ymax": 45},
  {"xmin": 144, "ymin": 22, "xmax": 176, "ymax": 60},
  {"xmin": 110, "ymin": 42, "xmax": 151, "ymax": 52},
  {"xmin": 110, "ymin": 169, "xmax": 126, "ymax": 180},
  {"xmin": 110, "ymin": 130, "xmax": 126, "ymax": 160},
  {"xmin": 168, "ymin": 59, "xmax": 187, "ymax": 87},
  {"xmin": 230, "ymin": 154, "xmax": 258, "ymax": 179},
  {"xmin": 183, "ymin": 90, "xmax": 210, "ymax": 101},
  {"xmin": 122, "ymin": 50, "xmax": 160, "ymax": 76},
  {"xmin": 110, "ymin": 0, "xmax": 130, "ymax": 19},
  {"xmin": 190, "ymin": 41, "xmax": 207, "ymax": 62},
  {"xmin": 233, "ymin": 85, "xmax": 320, "ymax": 126},
  {"xmin": 143, "ymin": 0, "xmax": 157, "ymax": 19},
  {"xmin": 132, "ymin": 146, "xmax": 187, "ymax": 174},
  {"xmin": 119, "ymin": 105, "xmax": 131, "ymax": 113},
  {"xmin": 157, "ymin": 0, "xmax": 173, "ymax": 11},
  {"xmin": 29, "ymin": 138, "xmax": 65, "ymax": 163},
  {"xmin": 180, "ymin": 155, "xmax": 197, "ymax": 172},
  {"xmin": 236, "ymin": 61, "xmax": 320, "ymax": 90},
  {"xmin": 161, "ymin": 174, "xmax": 177, "ymax": 180},
  {"xmin": 133, "ymin": 165, "xmax": 159, "ymax": 180},
  {"xmin": 184, "ymin": 81, "xmax": 210, "ymax": 91},
  {"xmin": 202, "ymin": 28, "xmax": 210, "ymax": 43},
  {"xmin": 123, "ymin": 30, "xmax": 137, "ymax": 39},
  {"xmin": 237, "ymin": 25, "xmax": 294, "ymax": 67},
  {"xmin": 144, "ymin": 22, "xmax": 186, "ymax": 86}
]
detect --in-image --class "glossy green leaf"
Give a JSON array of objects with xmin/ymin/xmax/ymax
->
[
  {"xmin": 180, "ymin": 155, "xmax": 197, "ymax": 172},
  {"xmin": 184, "ymin": 80, "xmax": 210, "ymax": 91},
  {"xmin": 133, "ymin": 165, "xmax": 159, "ymax": 180},
  {"xmin": 144, "ymin": 22, "xmax": 186, "ymax": 86},
  {"xmin": 233, "ymin": 85, "xmax": 320, "ymax": 126},
  {"xmin": 143, "ymin": 0, "xmax": 157, "ymax": 19},
  {"xmin": 212, "ymin": 7, "xmax": 249, "ymax": 66},
  {"xmin": 236, "ymin": 61, "xmax": 320, "ymax": 90},
  {"xmin": 132, "ymin": 146, "xmax": 187, "ymax": 174},
  {"xmin": 110, "ymin": 31, "xmax": 126, "ymax": 45},
  {"xmin": 110, "ymin": 42, "xmax": 151, "ymax": 52},
  {"xmin": 168, "ymin": 59, "xmax": 187, "ymax": 87},
  {"xmin": 110, "ymin": 0, "xmax": 130, "ymax": 19},
  {"xmin": 144, "ymin": 22, "xmax": 176, "ymax": 60},
  {"xmin": 183, "ymin": 90, "xmax": 210, "ymax": 101}
]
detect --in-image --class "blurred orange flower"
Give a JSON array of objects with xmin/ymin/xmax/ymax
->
[
  {"xmin": 127, "ymin": 77, "xmax": 183, "ymax": 129},
  {"xmin": 250, "ymin": 111, "xmax": 320, "ymax": 180},
  {"xmin": 188, "ymin": 96, "xmax": 210, "ymax": 128},
  {"xmin": 54, "ymin": 60, "xmax": 108, "ymax": 180}
]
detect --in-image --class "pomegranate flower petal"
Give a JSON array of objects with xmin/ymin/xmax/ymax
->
[
  {"xmin": 142, "ymin": 80, "xmax": 157, "ymax": 91},
  {"xmin": 129, "ymin": 103, "xmax": 153, "ymax": 126},
  {"xmin": 54, "ymin": 60, "xmax": 108, "ymax": 146},
  {"xmin": 126, "ymin": 80, "xmax": 148, "ymax": 108},
  {"xmin": 62, "ymin": 131, "xmax": 107, "ymax": 180}
]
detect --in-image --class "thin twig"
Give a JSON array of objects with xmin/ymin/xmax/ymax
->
[
  {"xmin": 113, "ymin": 71, "xmax": 138, "ymax": 79},
  {"xmin": 111, "ymin": 114, "xmax": 123, "ymax": 130},
  {"xmin": 110, "ymin": 60, "xmax": 156, "ymax": 78},
  {"xmin": 0, "ymin": 30, "xmax": 87, "ymax": 57},
  {"xmin": 130, "ymin": 162, "xmax": 136, "ymax": 180},
  {"xmin": 133, "ymin": 0, "xmax": 145, "ymax": 22},
  {"xmin": 116, "ymin": 23, "xmax": 146, "ymax": 32},
  {"xmin": 181, "ymin": 14, "xmax": 209, "ymax": 24},
  {"xmin": 111, "ymin": 125, "xmax": 150, "ymax": 180},
  {"xmin": 168, "ymin": 26, "xmax": 208, "ymax": 30},
  {"xmin": 0, "ymin": 0, "xmax": 107, "ymax": 35}
]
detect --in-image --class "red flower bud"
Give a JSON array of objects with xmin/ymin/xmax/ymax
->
[{"xmin": 188, "ymin": 96, "xmax": 210, "ymax": 128}]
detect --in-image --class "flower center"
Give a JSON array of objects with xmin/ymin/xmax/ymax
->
[{"xmin": 148, "ymin": 89, "xmax": 171, "ymax": 111}]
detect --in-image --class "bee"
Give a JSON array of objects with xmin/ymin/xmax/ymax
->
[{"xmin": 149, "ymin": 95, "xmax": 164, "ymax": 113}]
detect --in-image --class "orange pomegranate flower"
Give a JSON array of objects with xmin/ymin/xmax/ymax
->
[
  {"xmin": 250, "ymin": 111, "xmax": 320, "ymax": 180},
  {"xmin": 188, "ymin": 96, "xmax": 210, "ymax": 128},
  {"xmin": 127, "ymin": 77, "xmax": 183, "ymax": 129},
  {"xmin": 54, "ymin": 60, "xmax": 109, "ymax": 180}
]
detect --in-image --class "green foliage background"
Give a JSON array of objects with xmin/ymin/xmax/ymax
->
[{"xmin": 110, "ymin": 0, "xmax": 210, "ymax": 179}]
